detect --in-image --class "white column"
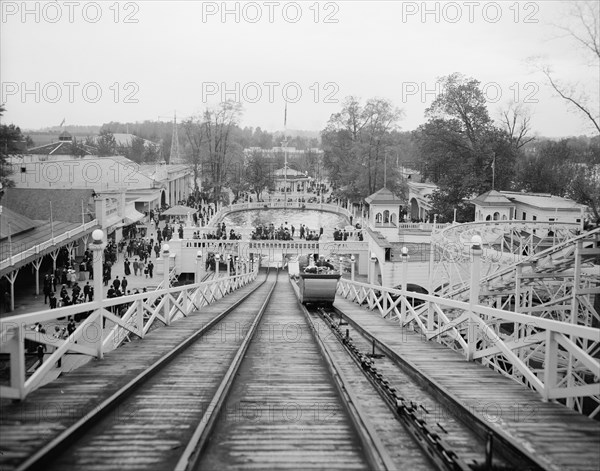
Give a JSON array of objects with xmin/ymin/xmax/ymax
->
[
  {"xmin": 195, "ymin": 251, "xmax": 203, "ymax": 283},
  {"xmin": 467, "ymin": 235, "xmax": 482, "ymax": 361},
  {"xmin": 401, "ymin": 247, "xmax": 409, "ymax": 325},
  {"xmin": 90, "ymin": 229, "xmax": 106, "ymax": 359},
  {"xmin": 162, "ymin": 243, "xmax": 171, "ymax": 325}
]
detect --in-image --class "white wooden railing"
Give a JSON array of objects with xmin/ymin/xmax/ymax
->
[
  {"xmin": 397, "ymin": 222, "xmax": 453, "ymax": 231},
  {"xmin": 0, "ymin": 264, "xmax": 259, "ymax": 400},
  {"xmin": 337, "ymin": 276, "xmax": 600, "ymax": 418},
  {"xmin": 208, "ymin": 201, "xmax": 356, "ymax": 227},
  {"xmin": 0, "ymin": 220, "xmax": 99, "ymax": 272}
]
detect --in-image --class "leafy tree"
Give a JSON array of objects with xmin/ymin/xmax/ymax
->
[
  {"xmin": 143, "ymin": 142, "xmax": 160, "ymax": 163},
  {"xmin": 71, "ymin": 137, "xmax": 88, "ymax": 158},
  {"xmin": 322, "ymin": 96, "xmax": 404, "ymax": 201},
  {"xmin": 514, "ymin": 140, "xmax": 573, "ymax": 194},
  {"xmin": 127, "ymin": 136, "xmax": 146, "ymax": 163},
  {"xmin": 96, "ymin": 129, "xmax": 117, "ymax": 156},
  {"xmin": 568, "ymin": 165, "xmax": 600, "ymax": 223},
  {"xmin": 414, "ymin": 73, "xmax": 518, "ymax": 221},
  {"xmin": 0, "ymin": 105, "xmax": 25, "ymax": 189},
  {"xmin": 245, "ymin": 150, "xmax": 274, "ymax": 200}
]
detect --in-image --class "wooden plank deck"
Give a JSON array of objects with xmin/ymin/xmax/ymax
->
[
  {"xmin": 333, "ymin": 297, "xmax": 600, "ymax": 471},
  {"xmin": 0, "ymin": 277, "xmax": 264, "ymax": 471},
  {"xmin": 197, "ymin": 277, "xmax": 370, "ymax": 470}
]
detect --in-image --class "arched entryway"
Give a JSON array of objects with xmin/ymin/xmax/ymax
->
[{"xmin": 410, "ymin": 198, "xmax": 419, "ymax": 220}]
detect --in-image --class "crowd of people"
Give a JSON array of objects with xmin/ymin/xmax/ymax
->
[
  {"xmin": 249, "ymin": 222, "xmax": 323, "ymax": 241},
  {"xmin": 190, "ymin": 223, "xmax": 242, "ymax": 240}
]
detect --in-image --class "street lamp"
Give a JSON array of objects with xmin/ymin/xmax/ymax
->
[
  {"xmin": 162, "ymin": 243, "xmax": 170, "ymax": 288},
  {"xmin": 468, "ymin": 235, "xmax": 483, "ymax": 360},
  {"xmin": 227, "ymin": 254, "xmax": 232, "ymax": 277},
  {"xmin": 195, "ymin": 250, "xmax": 203, "ymax": 283},
  {"xmin": 401, "ymin": 246, "xmax": 409, "ymax": 324},
  {"xmin": 215, "ymin": 253, "xmax": 221, "ymax": 278},
  {"xmin": 350, "ymin": 255, "xmax": 356, "ymax": 281},
  {"xmin": 370, "ymin": 252, "xmax": 377, "ymax": 285},
  {"xmin": 90, "ymin": 229, "xmax": 105, "ymax": 303}
]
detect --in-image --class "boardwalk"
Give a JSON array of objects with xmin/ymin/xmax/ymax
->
[
  {"xmin": 1, "ymin": 274, "xmax": 598, "ymax": 470},
  {"xmin": 333, "ymin": 297, "xmax": 600, "ymax": 471},
  {"xmin": 0, "ymin": 279, "xmax": 263, "ymax": 471}
]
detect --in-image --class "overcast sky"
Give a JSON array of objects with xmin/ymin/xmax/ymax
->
[{"xmin": 1, "ymin": 1, "xmax": 598, "ymax": 137}]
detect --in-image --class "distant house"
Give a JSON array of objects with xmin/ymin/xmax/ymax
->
[
  {"xmin": 408, "ymin": 182, "xmax": 437, "ymax": 221},
  {"xmin": 10, "ymin": 155, "xmax": 192, "ymax": 211},
  {"xmin": 273, "ymin": 168, "xmax": 311, "ymax": 193},
  {"xmin": 471, "ymin": 190, "xmax": 586, "ymax": 225},
  {"xmin": 20, "ymin": 130, "xmax": 94, "ymax": 162}
]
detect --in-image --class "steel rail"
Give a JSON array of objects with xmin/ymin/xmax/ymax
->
[
  {"xmin": 174, "ymin": 268, "xmax": 280, "ymax": 471},
  {"xmin": 297, "ymin": 301, "xmax": 399, "ymax": 471},
  {"xmin": 328, "ymin": 305, "xmax": 547, "ymax": 471},
  {"xmin": 16, "ymin": 269, "xmax": 272, "ymax": 471}
]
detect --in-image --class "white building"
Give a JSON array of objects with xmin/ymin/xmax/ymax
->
[{"xmin": 471, "ymin": 190, "xmax": 586, "ymax": 225}]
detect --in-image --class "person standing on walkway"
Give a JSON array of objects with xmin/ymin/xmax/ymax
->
[
  {"xmin": 147, "ymin": 260, "xmax": 154, "ymax": 278},
  {"xmin": 49, "ymin": 292, "xmax": 57, "ymax": 309},
  {"xmin": 3, "ymin": 291, "xmax": 11, "ymax": 312},
  {"xmin": 36, "ymin": 344, "xmax": 46, "ymax": 369},
  {"xmin": 113, "ymin": 276, "xmax": 121, "ymax": 291},
  {"xmin": 53, "ymin": 326, "xmax": 64, "ymax": 368},
  {"xmin": 43, "ymin": 279, "xmax": 52, "ymax": 304},
  {"xmin": 83, "ymin": 282, "xmax": 91, "ymax": 302},
  {"xmin": 67, "ymin": 317, "xmax": 76, "ymax": 338},
  {"xmin": 124, "ymin": 258, "xmax": 131, "ymax": 276},
  {"xmin": 121, "ymin": 276, "xmax": 128, "ymax": 293}
]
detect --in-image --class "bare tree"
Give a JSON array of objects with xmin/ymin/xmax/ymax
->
[
  {"xmin": 499, "ymin": 101, "xmax": 535, "ymax": 150},
  {"xmin": 203, "ymin": 101, "xmax": 244, "ymax": 201},
  {"xmin": 544, "ymin": 1, "xmax": 600, "ymax": 134},
  {"xmin": 181, "ymin": 116, "xmax": 205, "ymax": 201}
]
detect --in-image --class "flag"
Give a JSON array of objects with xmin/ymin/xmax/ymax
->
[
  {"xmin": 60, "ymin": 118, "xmax": 65, "ymax": 127},
  {"xmin": 284, "ymin": 102, "xmax": 287, "ymax": 128}
]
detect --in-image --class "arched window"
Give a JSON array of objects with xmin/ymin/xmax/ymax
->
[
  {"xmin": 390, "ymin": 213, "xmax": 397, "ymax": 225},
  {"xmin": 502, "ymin": 214, "xmax": 507, "ymax": 220},
  {"xmin": 493, "ymin": 212, "xmax": 500, "ymax": 220},
  {"xmin": 486, "ymin": 215, "xmax": 491, "ymax": 221},
  {"xmin": 375, "ymin": 213, "xmax": 382, "ymax": 223},
  {"xmin": 383, "ymin": 210, "xmax": 390, "ymax": 224}
]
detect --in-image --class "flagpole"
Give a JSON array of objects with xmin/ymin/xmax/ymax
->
[
  {"xmin": 284, "ymin": 102, "xmax": 288, "ymax": 205},
  {"xmin": 384, "ymin": 154, "xmax": 387, "ymax": 187},
  {"xmin": 492, "ymin": 153, "xmax": 496, "ymax": 191},
  {"xmin": 8, "ymin": 221, "xmax": 12, "ymax": 258},
  {"xmin": 50, "ymin": 200, "xmax": 54, "ymax": 239}
]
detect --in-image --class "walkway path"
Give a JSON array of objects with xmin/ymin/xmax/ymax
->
[{"xmin": 334, "ymin": 296, "xmax": 600, "ymax": 471}]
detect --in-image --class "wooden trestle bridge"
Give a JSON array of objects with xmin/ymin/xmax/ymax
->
[{"xmin": 0, "ymin": 226, "xmax": 598, "ymax": 470}]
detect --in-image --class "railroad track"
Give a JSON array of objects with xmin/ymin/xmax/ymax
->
[
  {"xmin": 190, "ymin": 271, "xmax": 390, "ymax": 470},
  {"xmin": 314, "ymin": 304, "xmax": 548, "ymax": 471},
  {"xmin": 17, "ymin": 269, "xmax": 421, "ymax": 471},
  {"xmin": 13, "ymin": 269, "xmax": 547, "ymax": 471},
  {"xmin": 17, "ymin": 268, "xmax": 276, "ymax": 471}
]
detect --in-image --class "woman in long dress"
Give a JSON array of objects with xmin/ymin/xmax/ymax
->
[{"xmin": 124, "ymin": 258, "xmax": 131, "ymax": 276}]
